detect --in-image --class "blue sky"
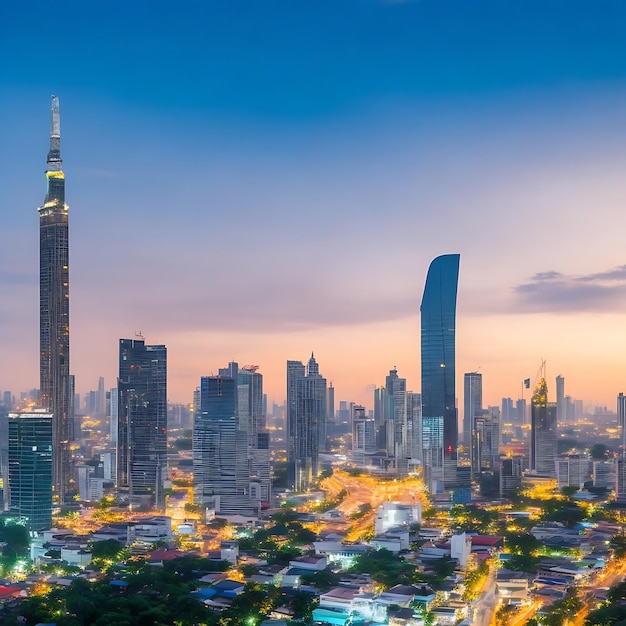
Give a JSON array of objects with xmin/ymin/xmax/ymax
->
[{"xmin": 3, "ymin": 1, "xmax": 626, "ymax": 407}]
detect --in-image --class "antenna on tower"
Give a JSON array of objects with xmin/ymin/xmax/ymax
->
[{"xmin": 135, "ymin": 330, "xmax": 144, "ymax": 340}]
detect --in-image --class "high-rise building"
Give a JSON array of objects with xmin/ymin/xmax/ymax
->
[
  {"xmin": 422, "ymin": 415, "xmax": 444, "ymax": 493},
  {"xmin": 501, "ymin": 397, "xmax": 514, "ymax": 424},
  {"xmin": 530, "ymin": 377, "xmax": 557, "ymax": 477},
  {"xmin": 557, "ymin": 454, "xmax": 591, "ymax": 490},
  {"xmin": 463, "ymin": 372, "xmax": 482, "ymax": 449},
  {"xmin": 556, "ymin": 375, "xmax": 565, "ymax": 424},
  {"xmin": 352, "ymin": 405, "xmax": 375, "ymax": 467},
  {"xmin": 95, "ymin": 377, "xmax": 106, "ymax": 417},
  {"xmin": 8, "ymin": 410, "xmax": 53, "ymax": 530},
  {"xmin": 384, "ymin": 368, "xmax": 407, "ymax": 462},
  {"xmin": 617, "ymin": 392, "xmax": 626, "ymax": 503},
  {"xmin": 193, "ymin": 373, "xmax": 257, "ymax": 516},
  {"xmin": 500, "ymin": 455, "xmax": 523, "ymax": 498},
  {"xmin": 117, "ymin": 338, "xmax": 167, "ymax": 510},
  {"xmin": 471, "ymin": 406, "xmax": 500, "ymax": 476},
  {"xmin": 421, "ymin": 254, "xmax": 460, "ymax": 489},
  {"xmin": 108, "ymin": 387, "xmax": 118, "ymax": 446},
  {"xmin": 286, "ymin": 354, "xmax": 327, "ymax": 491},
  {"xmin": 374, "ymin": 386, "xmax": 387, "ymax": 449},
  {"xmin": 238, "ymin": 365, "xmax": 271, "ymax": 507},
  {"xmin": 327, "ymin": 383, "xmax": 335, "ymax": 425},
  {"xmin": 39, "ymin": 96, "xmax": 73, "ymax": 504}
]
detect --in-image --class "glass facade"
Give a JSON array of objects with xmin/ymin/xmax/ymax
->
[
  {"xmin": 39, "ymin": 96, "xmax": 72, "ymax": 504},
  {"xmin": 286, "ymin": 355, "xmax": 327, "ymax": 491},
  {"xmin": 530, "ymin": 378, "xmax": 557, "ymax": 477},
  {"xmin": 193, "ymin": 374, "xmax": 258, "ymax": 516},
  {"xmin": 421, "ymin": 254, "xmax": 460, "ymax": 464},
  {"xmin": 8, "ymin": 411, "xmax": 53, "ymax": 531},
  {"xmin": 118, "ymin": 339, "xmax": 167, "ymax": 509}
]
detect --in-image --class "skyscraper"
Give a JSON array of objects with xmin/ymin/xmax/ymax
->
[
  {"xmin": 117, "ymin": 338, "xmax": 167, "ymax": 510},
  {"xmin": 8, "ymin": 410, "xmax": 53, "ymax": 530},
  {"xmin": 385, "ymin": 368, "xmax": 407, "ymax": 462},
  {"xmin": 530, "ymin": 377, "xmax": 557, "ymax": 477},
  {"xmin": 238, "ymin": 365, "xmax": 271, "ymax": 507},
  {"xmin": 463, "ymin": 372, "xmax": 482, "ymax": 449},
  {"xmin": 193, "ymin": 371, "xmax": 258, "ymax": 516},
  {"xmin": 39, "ymin": 95, "xmax": 73, "ymax": 503},
  {"xmin": 286, "ymin": 354, "xmax": 327, "ymax": 491},
  {"xmin": 421, "ymin": 254, "xmax": 460, "ymax": 489},
  {"xmin": 617, "ymin": 392, "xmax": 626, "ymax": 503}
]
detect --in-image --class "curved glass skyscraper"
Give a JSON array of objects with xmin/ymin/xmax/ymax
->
[{"xmin": 421, "ymin": 254, "xmax": 460, "ymax": 488}]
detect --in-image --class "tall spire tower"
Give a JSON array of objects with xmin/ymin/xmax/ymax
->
[{"xmin": 39, "ymin": 95, "xmax": 72, "ymax": 504}]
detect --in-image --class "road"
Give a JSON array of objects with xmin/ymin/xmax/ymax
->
[
  {"xmin": 472, "ymin": 565, "xmax": 498, "ymax": 626},
  {"xmin": 320, "ymin": 470, "xmax": 427, "ymax": 540}
]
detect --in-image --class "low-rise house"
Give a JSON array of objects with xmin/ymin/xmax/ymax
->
[
  {"xmin": 319, "ymin": 586, "xmax": 360, "ymax": 613},
  {"xmin": 288, "ymin": 555, "xmax": 327, "ymax": 571}
]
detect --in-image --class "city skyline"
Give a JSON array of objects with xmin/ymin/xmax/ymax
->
[{"xmin": 4, "ymin": 2, "xmax": 626, "ymax": 408}]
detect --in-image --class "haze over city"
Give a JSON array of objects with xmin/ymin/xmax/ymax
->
[{"xmin": 3, "ymin": 1, "xmax": 626, "ymax": 408}]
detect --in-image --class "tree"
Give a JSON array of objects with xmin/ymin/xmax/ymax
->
[
  {"xmin": 449, "ymin": 504, "xmax": 498, "ymax": 533},
  {"xmin": 542, "ymin": 588, "xmax": 582, "ymax": 626},
  {"xmin": 590, "ymin": 443, "xmax": 610, "ymax": 460},
  {"xmin": 299, "ymin": 568, "xmax": 341, "ymax": 591},
  {"xmin": 610, "ymin": 534, "xmax": 626, "ymax": 559},
  {"xmin": 561, "ymin": 485, "xmax": 578, "ymax": 498},
  {"xmin": 89, "ymin": 539, "xmax": 130, "ymax": 570}
]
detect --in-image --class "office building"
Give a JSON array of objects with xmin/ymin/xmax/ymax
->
[
  {"xmin": 500, "ymin": 455, "xmax": 523, "ymax": 498},
  {"xmin": 352, "ymin": 405, "xmax": 376, "ymax": 467},
  {"xmin": 193, "ymin": 372, "xmax": 257, "ymax": 516},
  {"xmin": 422, "ymin": 416, "xmax": 444, "ymax": 494},
  {"xmin": 39, "ymin": 96, "xmax": 73, "ymax": 503},
  {"xmin": 463, "ymin": 372, "xmax": 482, "ymax": 449},
  {"xmin": 286, "ymin": 354, "xmax": 327, "ymax": 491},
  {"xmin": 557, "ymin": 454, "xmax": 591, "ymax": 490},
  {"xmin": 421, "ymin": 254, "xmax": 460, "ymax": 489},
  {"xmin": 530, "ymin": 377, "xmax": 557, "ymax": 477},
  {"xmin": 471, "ymin": 406, "xmax": 500, "ymax": 476},
  {"xmin": 117, "ymin": 338, "xmax": 167, "ymax": 510},
  {"xmin": 8, "ymin": 410, "xmax": 53, "ymax": 530}
]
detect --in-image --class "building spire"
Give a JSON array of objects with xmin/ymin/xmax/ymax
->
[{"xmin": 47, "ymin": 95, "xmax": 62, "ymax": 171}]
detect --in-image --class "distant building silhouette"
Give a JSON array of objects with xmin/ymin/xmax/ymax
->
[
  {"xmin": 117, "ymin": 338, "xmax": 167, "ymax": 510},
  {"xmin": 556, "ymin": 375, "xmax": 565, "ymax": 423},
  {"xmin": 464, "ymin": 372, "xmax": 482, "ymax": 450}
]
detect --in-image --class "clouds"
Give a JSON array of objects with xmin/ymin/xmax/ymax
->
[{"xmin": 513, "ymin": 264, "xmax": 626, "ymax": 313}]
